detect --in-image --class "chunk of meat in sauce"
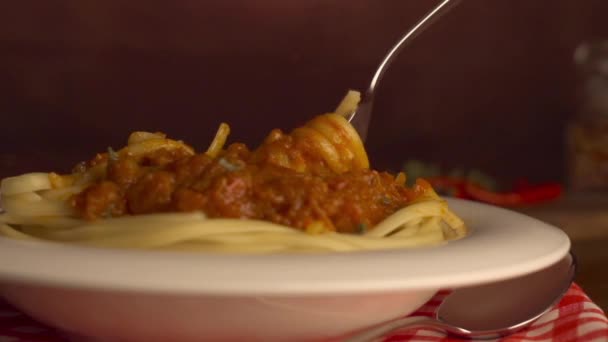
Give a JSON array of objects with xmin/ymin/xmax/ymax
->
[
  {"xmin": 127, "ymin": 171, "xmax": 176, "ymax": 214},
  {"xmin": 107, "ymin": 157, "xmax": 140, "ymax": 188},
  {"xmin": 72, "ymin": 181, "xmax": 126, "ymax": 220}
]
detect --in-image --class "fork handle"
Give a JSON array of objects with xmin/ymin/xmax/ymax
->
[{"xmin": 349, "ymin": 0, "xmax": 462, "ymax": 142}]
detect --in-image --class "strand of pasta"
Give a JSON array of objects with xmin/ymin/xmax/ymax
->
[{"xmin": 0, "ymin": 218, "xmax": 448, "ymax": 253}]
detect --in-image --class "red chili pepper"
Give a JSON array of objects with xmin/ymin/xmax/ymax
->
[
  {"xmin": 426, "ymin": 177, "xmax": 563, "ymax": 206},
  {"xmin": 517, "ymin": 183, "xmax": 563, "ymax": 204},
  {"xmin": 464, "ymin": 182, "xmax": 562, "ymax": 207}
]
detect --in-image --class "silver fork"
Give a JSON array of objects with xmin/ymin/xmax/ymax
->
[{"xmin": 348, "ymin": 0, "xmax": 462, "ymax": 142}]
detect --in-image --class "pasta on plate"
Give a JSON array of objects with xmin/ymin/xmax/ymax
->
[{"xmin": 0, "ymin": 91, "xmax": 466, "ymax": 253}]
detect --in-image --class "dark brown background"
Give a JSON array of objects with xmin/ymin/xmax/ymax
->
[{"xmin": 2, "ymin": 0, "xmax": 608, "ymax": 183}]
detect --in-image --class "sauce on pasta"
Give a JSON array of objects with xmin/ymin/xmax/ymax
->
[
  {"xmin": 72, "ymin": 137, "xmax": 428, "ymax": 234},
  {"xmin": 0, "ymin": 92, "xmax": 466, "ymax": 253}
]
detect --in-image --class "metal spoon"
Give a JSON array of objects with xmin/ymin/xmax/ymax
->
[
  {"xmin": 345, "ymin": 252, "xmax": 576, "ymax": 342},
  {"xmin": 348, "ymin": 0, "xmax": 462, "ymax": 141}
]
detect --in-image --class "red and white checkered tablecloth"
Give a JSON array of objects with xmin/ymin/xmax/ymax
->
[
  {"xmin": 384, "ymin": 284, "xmax": 608, "ymax": 342},
  {"xmin": 0, "ymin": 284, "xmax": 606, "ymax": 342}
]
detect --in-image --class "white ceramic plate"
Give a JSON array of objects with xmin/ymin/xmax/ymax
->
[
  {"xmin": 0, "ymin": 199, "xmax": 571, "ymax": 341},
  {"xmin": 0, "ymin": 198, "xmax": 570, "ymax": 294}
]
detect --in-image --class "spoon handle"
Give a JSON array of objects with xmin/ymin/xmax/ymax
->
[{"xmin": 343, "ymin": 316, "xmax": 441, "ymax": 342}]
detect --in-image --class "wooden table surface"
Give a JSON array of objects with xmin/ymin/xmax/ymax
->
[{"xmin": 520, "ymin": 193, "xmax": 608, "ymax": 310}]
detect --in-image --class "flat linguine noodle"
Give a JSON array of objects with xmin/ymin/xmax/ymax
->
[{"xmin": 0, "ymin": 91, "xmax": 466, "ymax": 253}]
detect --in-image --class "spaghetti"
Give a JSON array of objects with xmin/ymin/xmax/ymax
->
[{"xmin": 0, "ymin": 91, "xmax": 466, "ymax": 253}]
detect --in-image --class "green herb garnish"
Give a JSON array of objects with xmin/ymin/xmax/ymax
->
[
  {"xmin": 357, "ymin": 223, "xmax": 368, "ymax": 234},
  {"xmin": 218, "ymin": 158, "xmax": 242, "ymax": 172},
  {"xmin": 107, "ymin": 147, "xmax": 119, "ymax": 162}
]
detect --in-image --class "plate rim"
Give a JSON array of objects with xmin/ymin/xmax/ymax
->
[{"xmin": 0, "ymin": 198, "xmax": 571, "ymax": 295}]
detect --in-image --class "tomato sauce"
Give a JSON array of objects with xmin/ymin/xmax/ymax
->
[{"xmin": 72, "ymin": 131, "xmax": 423, "ymax": 234}]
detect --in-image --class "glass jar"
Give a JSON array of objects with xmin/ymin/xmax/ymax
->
[{"xmin": 566, "ymin": 41, "xmax": 608, "ymax": 192}]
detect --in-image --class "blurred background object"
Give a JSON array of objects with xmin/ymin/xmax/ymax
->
[
  {"xmin": 1, "ymin": 0, "xmax": 607, "ymax": 307},
  {"xmin": 567, "ymin": 40, "xmax": 608, "ymax": 191},
  {"xmin": 402, "ymin": 160, "xmax": 563, "ymax": 207}
]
